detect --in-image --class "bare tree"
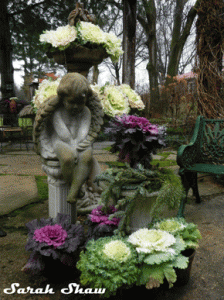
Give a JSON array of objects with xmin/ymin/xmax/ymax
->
[
  {"xmin": 0, "ymin": 0, "xmax": 14, "ymax": 99},
  {"xmin": 122, "ymin": 0, "xmax": 137, "ymax": 89}
]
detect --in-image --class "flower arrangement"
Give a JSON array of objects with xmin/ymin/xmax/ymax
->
[
  {"xmin": 40, "ymin": 21, "xmax": 123, "ymax": 62},
  {"xmin": 91, "ymin": 84, "xmax": 145, "ymax": 117},
  {"xmin": 85, "ymin": 205, "xmax": 121, "ymax": 243},
  {"xmin": 151, "ymin": 217, "xmax": 202, "ymax": 250},
  {"xmin": 22, "ymin": 214, "xmax": 85, "ymax": 275},
  {"xmin": 77, "ymin": 236, "xmax": 140, "ymax": 298},
  {"xmin": 32, "ymin": 78, "xmax": 60, "ymax": 110},
  {"xmin": 128, "ymin": 228, "xmax": 189, "ymax": 289},
  {"xmin": 104, "ymin": 114, "xmax": 166, "ymax": 168}
]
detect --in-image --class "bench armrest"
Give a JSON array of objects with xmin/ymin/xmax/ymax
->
[{"xmin": 177, "ymin": 116, "xmax": 204, "ymax": 169}]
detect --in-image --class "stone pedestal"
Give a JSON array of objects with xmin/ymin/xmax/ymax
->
[{"xmin": 48, "ymin": 177, "xmax": 77, "ymax": 224}]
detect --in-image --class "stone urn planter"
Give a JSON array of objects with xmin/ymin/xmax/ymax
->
[
  {"xmin": 47, "ymin": 45, "xmax": 108, "ymax": 77},
  {"xmin": 120, "ymin": 190, "xmax": 159, "ymax": 233}
]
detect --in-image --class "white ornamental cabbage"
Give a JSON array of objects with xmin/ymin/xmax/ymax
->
[
  {"xmin": 104, "ymin": 32, "xmax": 123, "ymax": 62},
  {"xmin": 79, "ymin": 21, "xmax": 106, "ymax": 44},
  {"xmin": 101, "ymin": 85, "xmax": 130, "ymax": 117},
  {"xmin": 32, "ymin": 78, "xmax": 61, "ymax": 109},
  {"xmin": 128, "ymin": 228, "xmax": 176, "ymax": 254},
  {"xmin": 40, "ymin": 25, "xmax": 77, "ymax": 50},
  {"xmin": 120, "ymin": 84, "xmax": 145, "ymax": 110}
]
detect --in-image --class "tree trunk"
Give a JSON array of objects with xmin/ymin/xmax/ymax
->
[
  {"xmin": 122, "ymin": 0, "xmax": 136, "ymax": 89},
  {"xmin": 166, "ymin": 0, "xmax": 200, "ymax": 83},
  {"xmin": 0, "ymin": 0, "xmax": 14, "ymax": 99},
  {"xmin": 196, "ymin": 0, "xmax": 224, "ymax": 118},
  {"xmin": 142, "ymin": 0, "xmax": 160, "ymax": 117}
]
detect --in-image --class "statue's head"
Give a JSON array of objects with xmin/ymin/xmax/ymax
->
[{"xmin": 57, "ymin": 73, "xmax": 91, "ymax": 115}]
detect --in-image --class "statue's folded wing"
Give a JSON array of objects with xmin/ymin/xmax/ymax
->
[
  {"xmin": 33, "ymin": 95, "xmax": 58, "ymax": 159},
  {"xmin": 77, "ymin": 90, "xmax": 104, "ymax": 151}
]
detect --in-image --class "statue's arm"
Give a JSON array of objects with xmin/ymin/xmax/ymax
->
[{"xmin": 52, "ymin": 110, "xmax": 71, "ymax": 143}]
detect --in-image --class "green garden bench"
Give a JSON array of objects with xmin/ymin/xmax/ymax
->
[{"xmin": 176, "ymin": 115, "xmax": 224, "ymax": 217}]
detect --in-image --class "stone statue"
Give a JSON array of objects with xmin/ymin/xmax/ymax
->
[
  {"xmin": 68, "ymin": 2, "xmax": 96, "ymax": 26},
  {"xmin": 33, "ymin": 73, "xmax": 103, "ymax": 204}
]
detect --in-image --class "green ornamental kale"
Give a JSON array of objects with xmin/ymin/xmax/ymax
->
[
  {"xmin": 152, "ymin": 217, "xmax": 202, "ymax": 250},
  {"xmin": 76, "ymin": 236, "xmax": 140, "ymax": 298}
]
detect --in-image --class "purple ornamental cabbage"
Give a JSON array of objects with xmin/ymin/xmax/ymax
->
[
  {"xmin": 23, "ymin": 213, "xmax": 85, "ymax": 275},
  {"xmin": 89, "ymin": 205, "xmax": 120, "ymax": 226},
  {"xmin": 86, "ymin": 205, "xmax": 120, "ymax": 243},
  {"xmin": 105, "ymin": 114, "xmax": 166, "ymax": 169}
]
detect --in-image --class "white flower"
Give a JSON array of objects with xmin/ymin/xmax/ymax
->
[
  {"xmin": 128, "ymin": 228, "xmax": 176, "ymax": 254},
  {"xmin": 120, "ymin": 84, "xmax": 145, "ymax": 110},
  {"xmin": 32, "ymin": 78, "xmax": 61, "ymax": 109},
  {"xmin": 40, "ymin": 25, "xmax": 77, "ymax": 50},
  {"xmin": 102, "ymin": 240, "xmax": 131, "ymax": 262}
]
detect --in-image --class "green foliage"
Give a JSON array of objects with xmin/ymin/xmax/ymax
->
[
  {"xmin": 150, "ymin": 174, "xmax": 185, "ymax": 218},
  {"xmin": 96, "ymin": 164, "xmax": 178, "ymax": 235},
  {"xmin": 77, "ymin": 236, "xmax": 140, "ymax": 298}
]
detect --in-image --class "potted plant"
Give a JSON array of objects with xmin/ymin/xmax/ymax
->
[
  {"xmin": 127, "ymin": 228, "xmax": 189, "ymax": 289},
  {"xmin": 96, "ymin": 164, "xmax": 185, "ymax": 235},
  {"xmin": 150, "ymin": 217, "xmax": 202, "ymax": 286},
  {"xmin": 104, "ymin": 114, "xmax": 166, "ymax": 169},
  {"xmin": 22, "ymin": 213, "xmax": 85, "ymax": 279},
  {"xmin": 39, "ymin": 4, "xmax": 123, "ymax": 75},
  {"xmin": 85, "ymin": 205, "xmax": 121, "ymax": 243},
  {"xmin": 76, "ymin": 236, "xmax": 140, "ymax": 298}
]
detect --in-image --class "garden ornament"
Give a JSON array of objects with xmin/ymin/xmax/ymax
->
[{"xmin": 33, "ymin": 72, "xmax": 104, "ymax": 204}]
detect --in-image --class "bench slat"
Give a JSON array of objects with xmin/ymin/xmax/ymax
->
[{"xmin": 186, "ymin": 163, "xmax": 224, "ymax": 175}]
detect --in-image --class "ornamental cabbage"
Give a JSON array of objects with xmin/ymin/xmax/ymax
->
[
  {"xmin": 32, "ymin": 78, "xmax": 61, "ymax": 109},
  {"xmin": 128, "ymin": 228, "xmax": 176, "ymax": 254},
  {"xmin": 78, "ymin": 21, "xmax": 106, "ymax": 44},
  {"xmin": 101, "ymin": 85, "xmax": 130, "ymax": 117},
  {"xmin": 40, "ymin": 22, "xmax": 123, "ymax": 62},
  {"xmin": 120, "ymin": 84, "xmax": 145, "ymax": 110},
  {"xmin": 77, "ymin": 236, "xmax": 140, "ymax": 298},
  {"xmin": 102, "ymin": 240, "xmax": 131, "ymax": 262},
  {"xmin": 23, "ymin": 214, "xmax": 85, "ymax": 275},
  {"xmin": 152, "ymin": 218, "xmax": 202, "ymax": 250},
  {"xmin": 91, "ymin": 84, "xmax": 145, "ymax": 117},
  {"xmin": 128, "ymin": 228, "xmax": 188, "ymax": 289},
  {"xmin": 40, "ymin": 25, "xmax": 77, "ymax": 50}
]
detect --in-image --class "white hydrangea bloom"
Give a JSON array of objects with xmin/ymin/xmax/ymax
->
[
  {"xmin": 128, "ymin": 228, "xmax": 176, "ymax": 254},
  {"xmin": 40, "ymin": 25, "xmax": 77, "ymax": 50},
  {"xmin": 102, "ymin": 240, "xmax": 131, "ymax": 262},
  {"xmin": 32, "ymin": 78, "xmax": 61, "ymax": 109},
  {"xmin": 101, "ymin": 85, "xmax": 130, "ymax": 117}
]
